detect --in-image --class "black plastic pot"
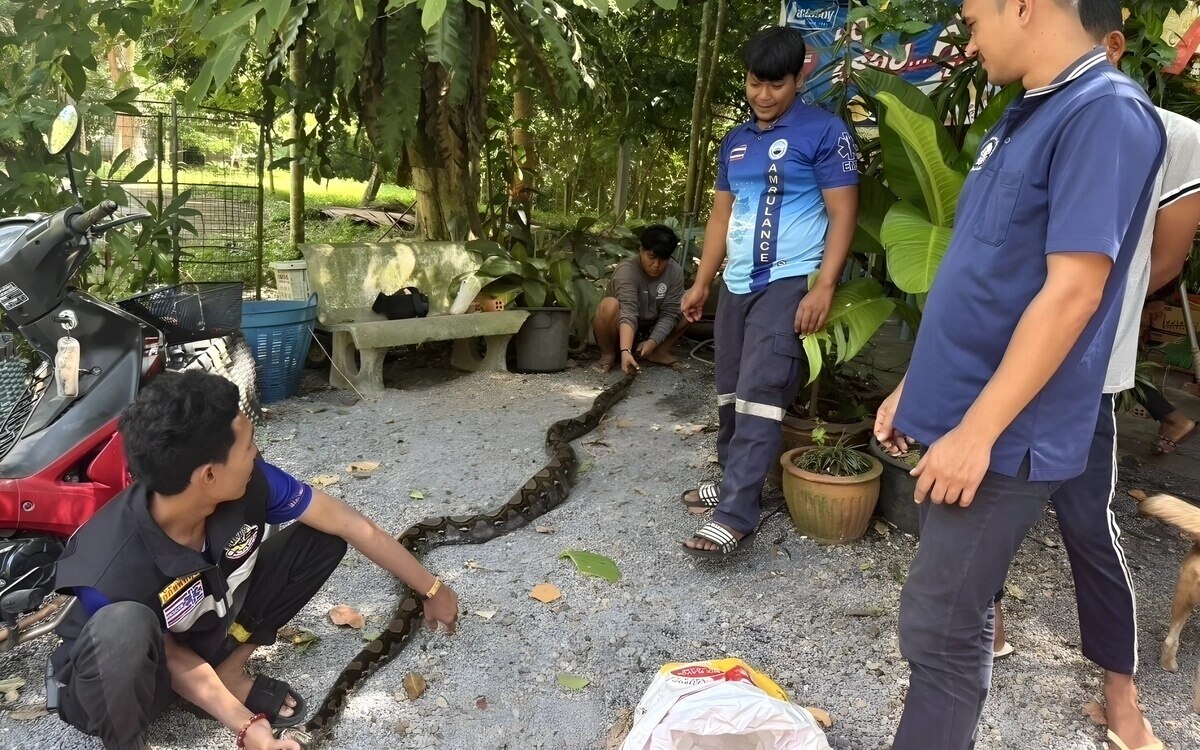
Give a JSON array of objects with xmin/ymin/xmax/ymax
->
[{"xmin": 868, "ymin": 436, "xmax": 923, "ymax": 536}]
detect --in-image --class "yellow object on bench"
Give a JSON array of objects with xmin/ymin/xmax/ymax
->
[{"xmin": 300, "ymin": 242, "xmax": 529, "ymax": 396}]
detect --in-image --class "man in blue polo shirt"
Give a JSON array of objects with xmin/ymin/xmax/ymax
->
[
  {"xmin": 871, "ymin": 0, "xmax": 1165, "ymax": 746},
  {"xmin": 678, "ymin": 26, "xmax": 858, "ymax": 557}
]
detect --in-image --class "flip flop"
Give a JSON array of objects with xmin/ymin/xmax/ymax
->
[
  {"xmin": 682, "ymin": 521, "xmax": 754, "ymax": 559},
  {"xmin": 681, "ymin": 481, "xmax": 720, "ymax": 514},
  {"xmin": 993, "ymin": 642, "xmax": 1014, "ymax": 659},
  {"xmin": 1106, "ymin": 729, "xmax": 1163, "ymax": 750}
]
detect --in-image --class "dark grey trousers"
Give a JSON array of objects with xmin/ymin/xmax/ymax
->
[
  {"xmin": 56, "ymin": 523, "xmax": 346, "ymax": 750},
  {"xmin": 893, "ymin": 459, "xmax": 1058, "ymax": 750},
  {"xmin": 712, "ymin": 276, "xmax": 808, "ymax": 535}
]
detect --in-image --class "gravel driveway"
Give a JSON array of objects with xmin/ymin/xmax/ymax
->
[{"xmin": 1, "ymin": 355, "xmax": 1199, "ymax": 749}]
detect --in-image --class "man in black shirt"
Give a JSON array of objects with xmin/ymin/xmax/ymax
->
[{"xmin": 50, "ymin": 371, "xmax": 459, "ymax": 750}]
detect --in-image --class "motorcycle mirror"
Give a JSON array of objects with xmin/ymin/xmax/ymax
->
[{"xmin": 46, "ymin": 105, "xmax": 81, "ymax": 156}]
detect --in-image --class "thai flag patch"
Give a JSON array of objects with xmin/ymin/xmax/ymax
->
[{"xmin": 729, "ymin": 145, "xmax": 747, "ymax": 162}]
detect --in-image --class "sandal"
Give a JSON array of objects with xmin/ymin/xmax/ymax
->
[
  {"xmin": 993, "ymin": 642, "xmax": 1014, "ymax": 659},
  {"xmin": 682, "ymin": 521, "xmax": 753, "ymax": 558},
  {"xmin": 1155, "ymin": 418, "xmax": 1196, "ymax": 455},
  {"xmin": 181, "ymin": 674, "xmax": 307, "ymax": 728},
  {"xmin": 681, "ymin": 481, "xmax": 720, "ymax": 514}
]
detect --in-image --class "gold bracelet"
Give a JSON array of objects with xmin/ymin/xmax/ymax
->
[{"xmin": 424, "ymin": 577, "xmax": 442, "ymax": 599}]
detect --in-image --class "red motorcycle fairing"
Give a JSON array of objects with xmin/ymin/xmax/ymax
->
[{"xmin": 0, "ymin": 418, "xmax": 130, "ymax": 538}]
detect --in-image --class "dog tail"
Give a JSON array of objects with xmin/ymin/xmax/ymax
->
[{"xmin": 1131, "ymin": 489, "xmax": 1200, "ymax": 541}]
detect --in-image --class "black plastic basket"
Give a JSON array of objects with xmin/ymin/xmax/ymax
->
[{"xmin": 118, "ymin": 282, "xmax": 244, "ymax": 344}]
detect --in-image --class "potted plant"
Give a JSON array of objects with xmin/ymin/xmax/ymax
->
[
  {"xmin": 460, "ymin": 222, "xmax": 579, "ymax": 373},
  {"xmin": 867, "ymin": 436, "xmax": 923, "ymax": 536},
  {"xmin": 780, "ymin": 428, "xmax": 883, "ymax": 544}
]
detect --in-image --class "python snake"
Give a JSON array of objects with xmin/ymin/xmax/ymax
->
[{"xmin": 281, "ymin": 371, "xmax": 637, "ymax": 748}]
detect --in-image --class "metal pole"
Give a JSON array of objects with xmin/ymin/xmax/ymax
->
[
  {"xmin": 155, "ymin": 113, "xmax": 165, "ymax": 217},
  {"xmin": 1178, "ymin": 279, "xmax": 1200, "ymax": 382},
  {"xmin": 171, "ymin": 101, "xmax": 181, "ymax": 281},
  {"xmin": 255, "ymin": 117, "xmax": 267, "ymax": 300}
]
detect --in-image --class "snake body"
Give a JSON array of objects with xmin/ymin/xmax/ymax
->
[{"xmin": 282, "ymin": 372, "xmax": 637, "ymax": 747}]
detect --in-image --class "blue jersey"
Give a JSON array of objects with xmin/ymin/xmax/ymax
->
[{"xmin": 715, "ymin": 103, "xmax": 858, "ymax": 294}]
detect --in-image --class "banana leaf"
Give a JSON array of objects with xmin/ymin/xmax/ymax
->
[
  {"xmin": 882, "ymin": 200, "xmax": 954, "ymax": 295},
  {"xmin": 876, "ymin": 92, "xmax": 965, "ymax": 228}
]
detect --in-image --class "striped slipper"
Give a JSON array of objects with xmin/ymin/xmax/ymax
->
[
  {"xmin": 682, "ymin": 521, "xmax": 753, "ymax": 558},
  {"xmin": 681, "ymin": 481, "xmax": 720, "ymax": 514}
]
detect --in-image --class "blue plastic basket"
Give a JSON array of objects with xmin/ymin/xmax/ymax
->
[{"xmin": 240, "ymin": 296, "xmax": 317, "ymax": 404}]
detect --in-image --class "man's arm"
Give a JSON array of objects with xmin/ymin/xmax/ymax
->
[
  {"xmin": 796, "ymin": 185, "xmax": 857, "ymax": 334},
  {"xmin": 1148, "ymin": 193, "xmax": 1200, "ymax": 294},
  {"xmin": 164, "ymin": 636, "xmax": 297, "ymax": 750},
  {"xmin": 647, "ymin": 268, "xmax": 685, "ymax": 344},
  {"xmin": 681, "ymin": 191, "xmax": 733, "ymax": 322},
  {"xmin": 911, "ymin": 253, "xmax": 1112, "ymax": 506},
  {"xmin": 610, "ymin": 263, "xmax": 641, "ymax": 355},
  {"xmin": 299, "ymin": 489, "xmax": 458, "ymax": 631}
]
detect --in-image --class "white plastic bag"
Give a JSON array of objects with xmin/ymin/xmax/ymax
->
[{"xmin": 621, "ymin": 659, "xmax": 832, "ymax": 750}]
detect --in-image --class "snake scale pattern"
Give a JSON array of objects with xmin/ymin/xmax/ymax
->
[{"xmin": 281, "ymin": 371, "xmax": 637, "ymax": 748}]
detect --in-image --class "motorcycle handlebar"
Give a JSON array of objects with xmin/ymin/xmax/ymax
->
[{"xmin": 67, "ymin": 200, "xmax": 118, "ymax": 235}]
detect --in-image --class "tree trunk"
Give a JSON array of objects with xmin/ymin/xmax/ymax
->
[
  {"xmin": 361, "ymin": 162, "xmax": 384, "ymax": 206},
  {"xmin": 289, "ymin": 31, "xmax": 307, "ymax": 249},
  {"xmin": 510, "ymin": 61, "xmax": 538, "ymax": 221},
  {"xmin": 409, "ymin": 4, "xmax": 494, "ymax": 240},
  {"xmin": 107, "ymin": 42, "xmax": 146, "ymax": 163},
  {"xmin": 682, "ymin": 0, "xmax": 716, "ymax": 221},
  {"xmin": 613, "ymin": 140, "xmax": 632, "ymax": 221},
  {"xmin": 689, "ymin": 0, "xmax": 727, "ymax": 220}
]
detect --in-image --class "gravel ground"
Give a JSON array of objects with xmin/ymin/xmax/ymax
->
[{"xmin": 2, "ymin": 348, "xmax": 1200, "ymax": 749}]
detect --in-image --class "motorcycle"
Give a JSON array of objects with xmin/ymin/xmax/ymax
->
[{"xmin": 0, "ymin": 105, "xmax": 261, "ymax": 655}]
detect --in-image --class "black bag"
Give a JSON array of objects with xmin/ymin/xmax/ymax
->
[{"xmin": 372, "ymin": 287, "xmax": 430, "ymax": 320}]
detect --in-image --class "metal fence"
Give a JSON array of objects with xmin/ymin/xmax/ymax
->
[{"xmin": 88, "ymin": 102, "xmax": 266, "ymax": 296}]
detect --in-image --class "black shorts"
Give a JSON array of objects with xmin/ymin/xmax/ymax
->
[{"xmin": 634, "ymin": 323, "xmax": 655, "ymax": 347}]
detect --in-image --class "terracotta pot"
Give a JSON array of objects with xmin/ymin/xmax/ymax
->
[
  {"xmin": 766, "ymin": 414, "xmax": 874, "ymax": 487},
  {"xmin": 868, "ymin": 436, "xmax": 923, "ymax": 537},
  {"xmin": 780, "ymin": 447, "xmax": 882, "ymax": 544}
]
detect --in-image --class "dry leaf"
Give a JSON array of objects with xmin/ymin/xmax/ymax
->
[
  {"xmin": 394, "ymin": 721, "xmax": 411, "ymax": 735},
  {"xmin": 10, "ymin": 705, "xmax": 47, "ymax": 721},
  {"xmin": 402, "ymin": 672, "xmax": 427, "ymax": 701},
  {"xmin": 465, "ymin": 560, "xmax": 488, "ymax": 570},
  {"xmin": 347, "ymin": 461, "xmax": 380, "ymax": 475},
  {"xmin": 632, "ymin": 487, "xmax": 646, "ymax": 495},
  {"xmin": 474, "ymin": 610, "xmax": 497, "ymax": 620},
  {"xmin": 435, "ymin": 695, "xmax": 449, "ymax": 709},
  {"xmin": 615, "ymin": 419, "xmax": 632, "ymax": 429},
  {"xmin": 649, "ymin": 424, "xmax": 662, "ymax": 431},
  {"xmin": 328, "ymin": 605, "xmax": 365, "ymax": 629},
  {"xmin": 475, "ymin": 695, "xmax": 488, "ymax": 710},
  {"xmin": 535, "ymin": 526, "xmax": 556, "ymax": 534},
  {"xmin": 530, "ymin": 583, "xmax": 562, "ymax": 603},
  {"xmin": 277, "ymin": 625, "xmax": 301, "ymax": 640},
  {"xmin": 673, "ymin": 423, "xmax": 706, "ymax": 438},
  {"xmin": 805, "ymin": 706, "xmax": 833, "ymax": 728},
  {"xmin": 310, "ymin": 474, "xmax": 340, "ymax": 488},
  {"xmin": 0, "ymin": 679, "xmax": 24, "ymax": 693},
  {"xmin": 3, "ymin": 690, "xmax": 18, "ymax": 704},
  {"xmin": 605, "ymin": 708, "xmax": 634, "ymax": 750},
  {"xmin": 1004, "ymin": 583, "xmax": 1028, "ymax": 602},
  {"xmin": 409, "ymin": 490, "xmax": 425, "ymax": 500},
  {"xmin": 1082, "ymin": 700, "xmax": 1107, "ymax": 726},
  {"xmin": 873, "ymin": 521, "xmax": 890, "ymax": 535}
]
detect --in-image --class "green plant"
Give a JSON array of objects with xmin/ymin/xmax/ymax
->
[{"xmin": 794, "ymin": 427, "xmax": 874, "ymax": 477}]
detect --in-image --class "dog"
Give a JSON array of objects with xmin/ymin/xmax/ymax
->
[{"xmin": 1129, "ymin": 488, "xmax": 1200, "ymax": 678}]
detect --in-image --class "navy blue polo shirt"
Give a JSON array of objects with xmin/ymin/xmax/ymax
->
[
  {"xmin": 715, "ymin": 102, "xmax": 858, "ymax": 294},
  {"xmin": 894, "ymin": 49, "xmax": 1165, "ymax": 482}
]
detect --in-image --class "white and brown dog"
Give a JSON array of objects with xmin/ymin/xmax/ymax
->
[{"xmin": 1130, "ymin": 488, "xmax": 1200, "ymax": 708}]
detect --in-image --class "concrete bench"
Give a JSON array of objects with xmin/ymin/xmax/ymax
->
[{"xmin": 300, "ymin": 242, "xmax": 528, "ymax": 397}]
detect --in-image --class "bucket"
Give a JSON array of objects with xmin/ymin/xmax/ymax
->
[
  {"xmin": 514, "ymin": 307, "xmax": 573, "ymax": 373},
  {"xmin": 240, "ymin": 296, "xmax": 317, "ymax": 403}
]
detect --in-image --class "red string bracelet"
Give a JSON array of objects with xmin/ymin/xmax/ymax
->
[{"xmin": 236, "ymin": 713, "xmax": 269, "ymax": 749}]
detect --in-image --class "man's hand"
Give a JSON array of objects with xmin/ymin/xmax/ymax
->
[
  {"xmin": 636, "ymin": 339, "xmax": 658, "ymax": 359},
  {"xmin": 243, "ymin": 720, "xmax": 300, "ymax": 750},
  {"xmin": 620, "ymin": 350, "xmax": 640, "ymax": 374},
  {"xmin": 873, "ymin": 383, "xmax": 910, "ymax": 456},
  {"xmin": 681, "ymin": 284, "xmax": 709, "ymax": 323},
  {"xmin": 423, "ymin": 583, "xmax": 459, "ymax": 634},
  {"xmin": 795, "ymin": 284, "xmax": 835, "ymax": 335},
  {"xmin": 910, "ymin": 426, "xmax": 994, "ymax": 507}
]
